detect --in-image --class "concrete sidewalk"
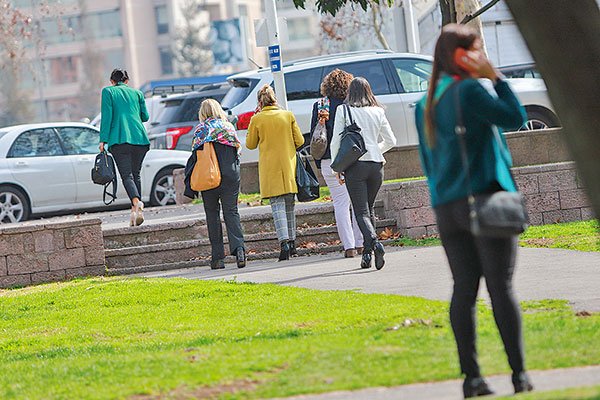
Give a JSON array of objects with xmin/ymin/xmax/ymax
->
[
  {"xmin": 270, "ymin": 365, "xmax": 600, "ymax": 400},
  {"xmin": 141, "ymin": 246, "xmax": 600, "ymax": 312}
]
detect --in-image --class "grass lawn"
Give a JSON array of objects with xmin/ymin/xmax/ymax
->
[
  {"xmin": 501, "ymin": 385, "xmax": 600, "ymax": 400},
  {"xmin": 393, "ymin": 220, "xmax": 599, "ymax": 252},
  {"xmin": 0, "ymin": 279, "xmax": 598, "ymax": 400}
]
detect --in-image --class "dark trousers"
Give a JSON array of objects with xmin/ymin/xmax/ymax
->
[
  {"xmin": 110, "ymin": 143, "xmax": 149, "ymax": 205},
  {"xmin": 344, "ymin": 161, "xmax": 383, "ymax": 252},
  {"xmin": 435, "ymin": 198, "xmax": 525, "ymax": 378},
  {"xmin": 200, "ymin": 143, "xmax": 244, "ymax": 261}
]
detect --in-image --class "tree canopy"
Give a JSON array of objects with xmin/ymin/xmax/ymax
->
[{"xmin": 293, "ymin": 0, "xmax": 394, "ymax": 15}]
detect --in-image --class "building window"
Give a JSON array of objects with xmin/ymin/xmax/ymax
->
[
  {"xmin": 40, "ymin": 15, "xmax": 80, "ymax": 45},
  {"xmin": 155, "ymin": 5, "xmax": 169, "ymax": 34},
  {"xmin": 159, "ymin": 48, "xmax": 173, "ymax": 75},
  {"xmin": 45, "ymin": 56, "xmax": 79, "ymax": 85},
  {"xmin": 287, "ymin": 17, "xmax": 311, "ymax": 41},
  {"xmin": 86, "ymin": 9, "xmax": 122, "ymax": 39}
]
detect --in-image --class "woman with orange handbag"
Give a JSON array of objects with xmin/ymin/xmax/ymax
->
[{"xmin": 192, "ymin": 99, "xmax": 245, "ymax": 270}]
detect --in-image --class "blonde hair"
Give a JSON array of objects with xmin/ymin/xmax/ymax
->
[
  {"xmin": 199, "ymin": 98, "xmax": 228, "ymax": 121},
  {"xmin": 257, "ymin": 84, "xmax": 277, "ymax": 108}
]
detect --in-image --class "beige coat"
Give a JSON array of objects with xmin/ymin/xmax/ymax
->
[{"xmin": 246, "ymin": 106, "xmax": 305, "ymax": 198}]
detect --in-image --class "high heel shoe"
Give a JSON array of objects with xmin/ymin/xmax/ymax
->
[
  {"xmin": 512, "ymin": 372, "xmax": 534, "ymax": 394},
  {"xmin": 278, "ymin": 240, "xmax": 290, "ymax": 261},
  {"xmin": 463, "ymin": 376, "xmax": 494, "ymax": 398},
  {"xmin": 235, "ymin": 247, "xmax": 246, "ymax": 268},
  {"xmin": 360, "ymin": 251, "xmax": 372, "ymax": 269},
  {"xmin": 373, "ymin": 241, "xmax": 385, "ymax": 270},
  {"xmin": 134, "ymin": 201, "xmax": 144, "ymax": 226}
]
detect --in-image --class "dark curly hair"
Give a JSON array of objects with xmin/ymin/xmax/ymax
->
[{"xmin": 320, "ymin": 69, "xmax": 354, "ymax": 99}]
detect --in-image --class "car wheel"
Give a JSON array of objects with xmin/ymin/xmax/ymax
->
[
  {"xmin": 519, "ymin": 110, "xmax": 556, "ymax": 131},
  {"xmin": 150, "ymin": 168, "xmax": 178, "ymax": 207},
  {"xmin": 0, "ymin": 186, "xmax": 30, "ymax": 223}
]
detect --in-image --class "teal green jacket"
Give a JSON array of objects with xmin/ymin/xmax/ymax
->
[
  {"xmin": 415, "ymin": 76, "xmax": 526, "ymax": 208},
  {"xmin": 99, "ymin": 82, "xmax": 150, "ymax": 149}
]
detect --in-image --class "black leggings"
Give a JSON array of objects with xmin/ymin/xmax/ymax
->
[
  {"xmin": 435, "ymin": 198, "xmax": 526, "ymax": 378},
  {"xmin": 110, "ymin": 143, "xmax": 149, "ymax": 204}
]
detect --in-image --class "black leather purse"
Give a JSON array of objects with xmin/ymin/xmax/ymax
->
[
  {"xmin": 330, "ymin": 105, "xmax": 367, "ymax": 173},
  {"xmin": 91, "ymin": 151, "xmax": 118, "ymax": 205},
  {"xmin": 295, "ymin": 152, "xmax": 320, "ymax": 202},
  {"xmin": 454, "ymin": 83, "xmax": 529, "ymax": 237}
]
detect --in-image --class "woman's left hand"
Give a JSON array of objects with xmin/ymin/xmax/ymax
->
[
  {"xmin": 336, "ymin": 172, "xmax": 345, "ymax": 185},
  {"xmin": 99, "ymin": 142, "xmax": 105, "ymax": 153}
]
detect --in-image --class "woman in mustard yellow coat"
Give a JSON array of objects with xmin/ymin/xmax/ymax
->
[{"xmin": 246, "ymin": 85, "xmax": 304, "ymax": 261}]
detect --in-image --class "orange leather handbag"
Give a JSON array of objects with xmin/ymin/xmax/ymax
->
[{"xmin": 191, "ymin": 142, "xmax": 221, "ymax": 192}]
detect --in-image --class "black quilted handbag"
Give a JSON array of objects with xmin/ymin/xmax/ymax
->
[
  {"xmin": 454, "ymin": 84, "xmax": 529, "ymax": 237},
  {"xmin": 330, "ymin": 105, "xmax": 367, "ymax": 173}
]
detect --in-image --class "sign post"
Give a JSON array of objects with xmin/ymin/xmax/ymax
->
[{"xmin": 263, "ymin": 0, "xmax": 288, "ymax": 110}]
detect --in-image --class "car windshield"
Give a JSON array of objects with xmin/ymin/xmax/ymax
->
[{"xmin": 221, "ymin": 78, "xmax": 260, "ymax": 110}]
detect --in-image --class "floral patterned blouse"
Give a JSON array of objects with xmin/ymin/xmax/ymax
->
[{"xmin": 191, "ymin": 117, "xmax": 241, "ymax": 155}]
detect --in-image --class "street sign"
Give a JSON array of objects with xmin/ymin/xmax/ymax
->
[{"xmin": 268, "ymin": 44, "xmax": 281, "ymax": 72}]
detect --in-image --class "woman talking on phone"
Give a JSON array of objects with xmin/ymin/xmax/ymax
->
[{"xmin": 415, "ymin": 24, "xmax": 533, "ymax": 398}]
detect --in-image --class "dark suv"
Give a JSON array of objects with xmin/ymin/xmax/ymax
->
[{"xmin": 148, "ymin": 82, "xmax": 230, "ymax": 151}]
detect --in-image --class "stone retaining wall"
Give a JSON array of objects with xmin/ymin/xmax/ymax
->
[
  {"xmin": 378, "ymin": 162, "xmax": 594, "ymax": 238},
  {"xmin": 0, "ymin": 219, "xmax": 105, "ymax": 289}
]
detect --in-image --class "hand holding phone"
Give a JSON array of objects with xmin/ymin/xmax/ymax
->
[{"xmin": 454, "ymin": 48, "xmax": 479, "ymax": 75}]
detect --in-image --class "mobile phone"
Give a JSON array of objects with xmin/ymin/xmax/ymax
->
[{"xmin": 454, "ymin": 48, "xmax": 478, "ymax": 74}]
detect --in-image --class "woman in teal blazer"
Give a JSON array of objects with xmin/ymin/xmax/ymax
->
[
  {"xmin": 415, "ymin": 25, "xmax": 533, "ymax": 398},
  {"xmin": 99, "ymin": 69, "xmax": 150, "ymax": 226}
]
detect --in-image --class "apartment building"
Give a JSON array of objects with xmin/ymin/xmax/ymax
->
[{"xmin": 10, "ymin": 0, "xmax": 264, "ymax": 122}]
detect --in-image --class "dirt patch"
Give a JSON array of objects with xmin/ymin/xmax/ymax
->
[
  {"xmin": 130, "ymin": 379, "xmax": 259, "ymax": 400},
  {"xmin": 522, "ymin": 238, "xmax": 555, "ymax": 247}
]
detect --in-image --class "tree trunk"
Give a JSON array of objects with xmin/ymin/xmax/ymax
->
[
  {"xmin": 504, "ymin": 0, "xmax": 600, "ymax": 219},
  {"xmin": 454, "ymin": 0, "xmax": 487, "ymax": 53},
  {"xmin": 370, "ymin": 2, "xmax": 391, "ymax": 50}
]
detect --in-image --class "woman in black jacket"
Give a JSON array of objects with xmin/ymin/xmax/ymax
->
[{"xmin": 309, "ymin": 69, "xmax": 363, "ymax": 258}]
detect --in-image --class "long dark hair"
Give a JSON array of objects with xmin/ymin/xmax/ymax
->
[
  {"xmin": 346, "ymin": 77, "xmax": 383, "ymax": 108},
  {"xmin": 110, "ymin": 68, "xmax": 129, "ymax": 84},
  {"xmin": 424, "ymin": 24, "xmax": 478, "ymax": 147}
]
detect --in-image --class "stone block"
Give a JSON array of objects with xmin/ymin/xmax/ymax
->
[
  {"xmin": 31, "ymin": 270, "xmax": 66, "ymax": 285},
  {"xmin": 397, "ymin": 207, "xmax": 436, "ymax": 228},
  {"xmin": 53, "ymin": 230, "xmax": 66, "ymax": 250},
  {"xmin": 538, "ymin": 170, "xmax": 578, "ymax": 192},
  {"xmin": 0, "ymin": 256, "xmax": 6, "ymax": 276},
  {"xmin": 581, "ymin": 207, "xmax": 596, "ymax": 221},
  {"xmin": 405, "ymin": 226, "xmax": 427, "ymax": 239},
  {"xmin": 65, "ymin": 265, "xmax": 105, "ymax": 280},
  {"xmin": 386, "ymin": 185, "xmax": 431, "ymax": 211},
  {"xmin": 527, "ymin": 212, "xmax": 543, "ymax": 226},
  {"xmin": 0, "ymin": 234, "xmax": 25, "ymax": 256},
  {"xmin": 48, "ymin": 248, "xmax": 86, "ymax": 270},
  {"xmin": 0, "ymin": 274, "xmax": 31, "ymax": 289},
  {"xmin": 513, "ymin": 174, "xmax": 539, "ymax": 195},
  {"xmin": 23, "ymin": 233, "xmax": 35, "ymax": 253},
  {"xmin": 559, "ymin": 189, "xmax": 590, "ymax": 210},
  {"xmin": 543, "ymin": 209, "xmax": 582, "ymax": 225},
  {"xmin": 34, "ymin": 231, "xmax": 55, "ymax": 253},
  {"xmin": 65, "ymin": 225, "xmax": 103, "ymax": 249},
  {"xmin": 7, "ymin": 253, "xmax": 48, "ymax": 275},
  {"xmin": 85, "ymin": 246, "xmax": 106, "ymax": 266},
  {"xmin": 524, "ymin": 192, "xmax": 560, "ymax": 214},
  {"xmin": 426, "ymin": 224, "xmax": 439, "ymax": 236}
]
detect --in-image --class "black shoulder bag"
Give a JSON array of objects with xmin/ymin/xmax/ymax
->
[
  {"xmin": 330, "ymin": 105, "xmax": 367, "ymax": 173},
  {"xmin": 91, "ymin": 151, "xmax": 118, "ymax": 205},
  {"xmin": 296, "ymin": 152, "xmax": 320, "ymax": 202},
  {"xmin": 454, "ymin": 83, "xmax": 529, "ymax": 237}
]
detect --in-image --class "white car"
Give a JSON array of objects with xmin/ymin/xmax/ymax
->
[
  {"xmin": 222, "ymin": 50, "xmax": 559, "ymax": 163},
  {"xmin": 0, "ymin": 122, "xmax": 189, "ymax": 223}
]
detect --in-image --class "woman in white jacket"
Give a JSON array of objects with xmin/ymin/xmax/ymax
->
[{"xmin": 331, "ymin": 77, "xmax": 397, "ymax": 270}]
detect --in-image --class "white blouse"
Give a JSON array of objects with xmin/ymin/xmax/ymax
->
[{"xmin": 330, "ymin": 105, "xmax": 397, "ymax": 164}]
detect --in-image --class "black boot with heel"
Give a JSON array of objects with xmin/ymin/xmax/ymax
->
[
  {"xmin": 463, "ymin": 376, "xmax": 494, "ymax": 398},
  {"xmin": 278, "ymin": 240, "xmax": 290, "ymax": 261}
]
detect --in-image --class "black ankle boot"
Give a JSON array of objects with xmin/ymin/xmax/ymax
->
[
  {"xmin": 463, "ymin": 376, "xmax": 494, "ymax": 398},
  {"xmin": 360, "ymin": 251, "xmax": 372, "ymax": 269},
  {"xmin": 288, "ymin": 240, "xmax": 298, "ymax": 257},
  {"xmin": 210, "ymin": 258, "xmax": 225, "ymax": 270},
  {"xmin": 373, "ymin": 241, "xmax": 385, "ymax": 270},
  {"xmin": 512, "ymin": 372, "xmax": 533, "ymax": 394},
  {"xmin": 235, "ymin": 247, "xmax": 246, "ymax": 268},
  {"xmin": 278, "ymin": 241, "xmax": 290, "ymax": 261}
]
